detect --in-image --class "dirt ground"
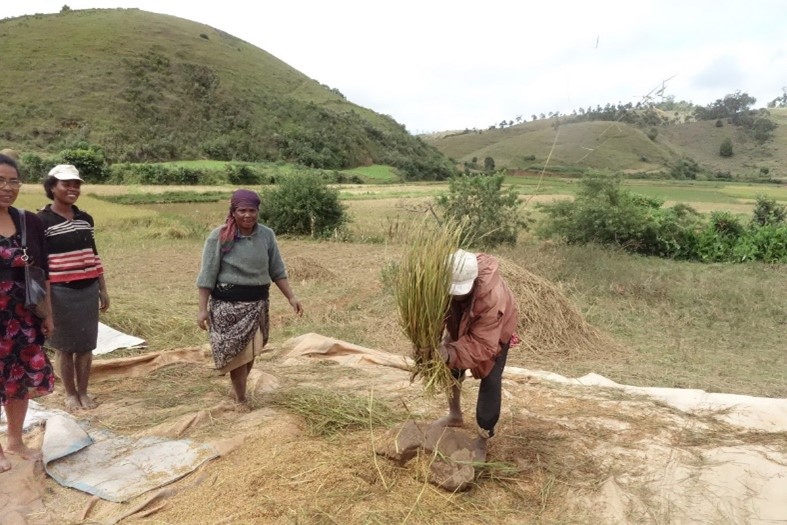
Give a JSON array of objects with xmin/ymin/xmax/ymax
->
[{"xmin": 3, "ymin": 334, "xmax": 786, "ymax": 525}]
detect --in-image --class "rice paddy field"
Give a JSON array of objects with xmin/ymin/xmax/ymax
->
[
  {"xmin": 15, "ymin": 178, "xmax": 786, "ymax": 396},
  {"xmin": 11, "ymin": 178, "xmax": 786, "ymax": 524}
]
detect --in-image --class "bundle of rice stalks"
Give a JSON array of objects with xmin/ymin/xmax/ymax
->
[{"xmin": 393, "ymin": 220, "xmax": 463, "ymax": 395}]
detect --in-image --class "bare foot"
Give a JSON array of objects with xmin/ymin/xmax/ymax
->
[
  {"xmin": 433, "ymin": 415, "xmax": 464, "ymax": 428},
  {"xmin": 0, "ymin": 454, "xmax": 11, "ymax": 473},
  {"xmin": 232, "ymin": 400, "xmax": 251, "ymax": 413},
  {"xmin": 5, "ymin": 444, "xmax": 43, "ymax": 461},
  {"xmin": 65, "ymin": 395, "xmax": 82, "ymax": 411},
  {"xmin": 79, "ymin": 393, "xmax": 98, "ymax": 410}
]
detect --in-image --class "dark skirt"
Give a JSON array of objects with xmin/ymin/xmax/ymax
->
[{"xmin": 48, "ymin": 280, "xmax": 100, "ymax": 354}]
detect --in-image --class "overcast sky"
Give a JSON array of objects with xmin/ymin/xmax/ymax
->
[{"xmin": 4, "ymin": 1, "xmax": 786, "ymax": 133}]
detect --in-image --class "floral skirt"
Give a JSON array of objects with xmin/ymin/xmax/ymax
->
[
  {"xmin": 0, "ymin": 279, "xmax": 55, "ymax": 405},
  {"xmin": 208, "ymin": 298, "xmax": 269, "ymax": 371}
]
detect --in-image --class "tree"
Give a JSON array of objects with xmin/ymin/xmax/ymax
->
[
  {"xmin": 767, "ymin": 87, "xmax": 787, "ymax": 108},
  {"xmin": 694, "ymin": 91, "xmax": 756, "ymax": 122},
  {"xmin": 258, "ymin": 174, "xmax": 348, "ymax": 237},
  {"xmin": 719, "ymin": 137, "xmax": 733, "ymax": 157},
  {"xmin": 435, "ymin": 174, "xmax": 525, "ymax": 249},
  {"xmin": 483, "ymin": 156, "xmax": 495, "ymax": 172}
]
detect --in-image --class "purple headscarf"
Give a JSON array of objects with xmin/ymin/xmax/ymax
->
[{"xmin": 219, "ymin": 189, "xmax": 261, "ymax": 253}]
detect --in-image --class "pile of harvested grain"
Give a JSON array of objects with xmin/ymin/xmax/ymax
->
[
  {"xmin": 498, "ymin": 257, "xmax": 623, "ymax": 360},
  {"xmin": 285, "ymin": 255, "xmax": 337, "ymax": 282}
]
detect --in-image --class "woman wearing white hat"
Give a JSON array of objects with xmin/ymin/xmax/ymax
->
[{"xmin": 38, "ymin": 164, "xmax": 110, "ymax": 410}]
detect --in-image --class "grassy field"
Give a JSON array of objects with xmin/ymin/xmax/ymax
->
[
  {"xmin": 13, "ymin": 180, "xmax": 785, "ymax": 524},
  {"xmin": 21, "ymin": 180, "xmax": 783, "ymax": 399}
]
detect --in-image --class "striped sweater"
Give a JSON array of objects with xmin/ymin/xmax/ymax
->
[{"xmin": 37, "ymin": 205, "xmax": 104, "ymax": 284}]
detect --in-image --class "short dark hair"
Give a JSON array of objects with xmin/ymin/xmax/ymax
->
[
  {"xmin": 43, "ymin": 176, "xmax": 58, "ymax": 200},
  {"xmin": 0, "ymin": 153, "xmax": 20, "ymax": 176}
]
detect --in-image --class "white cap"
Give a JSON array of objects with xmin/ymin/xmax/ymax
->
[
  {"xmin": 449, "ymin": 249, "xmax": 478, "ymax": 296},
  {"xmin": 48, "ymin": 164, "xmax": 83, "ymax": 181}
]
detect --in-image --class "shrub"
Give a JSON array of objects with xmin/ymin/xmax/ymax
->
[
  {"xmin": 109, "ymin": 163, "xmax": 206, "ymax": 185},
  {"xmin": 670, "ymin": 157, "xmax": 699, "ymax": 180},
  {"xmin": 435, "ymin": 173, "xmax": 525, "ymax": 249},
  {"xmin": 60, "ymin": 146, "xmax": 110, "ymax": 182},
  {"xmin": 719, "ymin": 137, "xmax": 733, "ymax": 157},
  {"xmin": 752, "ymin": 195, "xmax": 786, "ymax": 226},
  {"xmin": 19, "ymin": 153, "xmax": 51, "ymax": 182},
  {"xmin": 715, "ymin": 119, "xmax": 723, "ymax": 127},
  {"xmin": 646, "ymin": 127, "xmax": 658, "ymax": 141},
  {"xmin": 258, "ymin": 174, "xmax": 349, "ymax": 237},
  {"xmin": 226, "ymin": 164, "xmax": 263, "ymax": 185},
  {"xmin": 536, "ymin": 173, "xmax": 702, "ymax": 258},
  {"xmin": 536, "ymin": 174, "xmax": 787, "ymax": 263}
]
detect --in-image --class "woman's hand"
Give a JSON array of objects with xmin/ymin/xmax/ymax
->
[
  {"xmin": 288, "ymin": 296, "xmax": 303, "ymax": 316},
  {"xmin": 99, "ymin": 289, "xmax": 110, "ymax": 312},
  {"xmin": 197, "ymin": 309, "xmax": 210, "ymax": 330},
  {"xmin": 41, "ymin": 316, "xmax": 54, "ymax": 338}
]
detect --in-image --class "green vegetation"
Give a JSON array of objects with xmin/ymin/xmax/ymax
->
[
  {"xmin": 0, "ymin": 9, "xmax": 454, "ymax": 179},
  {"xmin": 536, "ymin": 174, "xmax": 787, "ymax": 262},
  {"xmin": 436, "ymin": 174, "xmax": 526, "ymax": 249},
  {"xmin": 259, "ymin": 174, "xmax": 348, "ymax": 237},
  {"xmin": 719, "ymin": 137, "xmax": 733, "ymax": 157},
  {"xmin": 73, "ymin": 183, "xmax": 786, "ymax": 400},
  {"xmin": 96, "ymin": 190, "xmax": 230, "ymax": 205},
  {"xmin": 343, "ymin": 164, "xmax": 401, "ymax": 183},
  {"xmin": 425, "ymin": 103, "xmax": 787, "ymax": 183}
]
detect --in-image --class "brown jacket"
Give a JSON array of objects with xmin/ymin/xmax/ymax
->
[{"xmin": 444, "ymin": 253, "xmax": 517, "ymax": 379}]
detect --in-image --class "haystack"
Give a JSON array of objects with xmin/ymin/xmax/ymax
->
[{"xmin": 498, "ymin": 257, "xmax": 622, "ymax": 360}]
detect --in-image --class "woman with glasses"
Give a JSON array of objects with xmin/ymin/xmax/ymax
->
[
  {"xmin": 38, "ymin": 165, "xmax": 109, "ymax": 411},
  {"xmin": 0, "ymin": 153, "xmax": 55, "ymax": 472}
]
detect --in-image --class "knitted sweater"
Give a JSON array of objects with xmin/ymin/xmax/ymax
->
[{"xmin": 196, "ymin": 223, "xmax": 287, "ymax": 289}]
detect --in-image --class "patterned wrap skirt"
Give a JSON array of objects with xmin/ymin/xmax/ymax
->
[{"xmin": 208, "ymin": 298, "xmax": 270, "ymax": 371}]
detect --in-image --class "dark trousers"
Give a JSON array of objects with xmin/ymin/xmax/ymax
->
[{"xmin": 452, "ymin": 342, "xmax": 510, "ymax": 437}]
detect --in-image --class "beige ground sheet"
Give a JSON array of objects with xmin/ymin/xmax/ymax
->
[{"xmin": 1, "ymin": 332, "xmax": 785, "ymax": 524}]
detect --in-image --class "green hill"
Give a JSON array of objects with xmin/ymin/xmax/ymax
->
[
  {"xmin": 0, "ymin": 8, "xmax": 453, "ymax": 179},
  {"xmin": 424, "ymin": 108, "xmax": 787, "ymax": 180}
]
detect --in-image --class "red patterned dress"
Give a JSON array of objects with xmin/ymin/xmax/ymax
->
[{"xmin": 0, "ymin": 233, "xmax": 55, "ymax": 405}]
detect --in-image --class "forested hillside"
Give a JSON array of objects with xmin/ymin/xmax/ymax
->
[{"xmin": 0, "ymin": 8, "xmax": 453, "ymax": 180}]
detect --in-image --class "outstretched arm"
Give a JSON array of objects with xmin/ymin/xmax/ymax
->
[{"xmin": 273, "ymin": 278, "xmax": 303, "ymax": 316}]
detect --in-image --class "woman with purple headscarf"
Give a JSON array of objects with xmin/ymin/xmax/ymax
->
[{"xmin": 196, "ymin": 189, "xmax": 303, "ymax": 408}]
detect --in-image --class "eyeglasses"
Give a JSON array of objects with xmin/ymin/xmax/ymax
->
[{"xmin": 0, "ymin": 179, "xmax": 22, "ymax": 189}]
